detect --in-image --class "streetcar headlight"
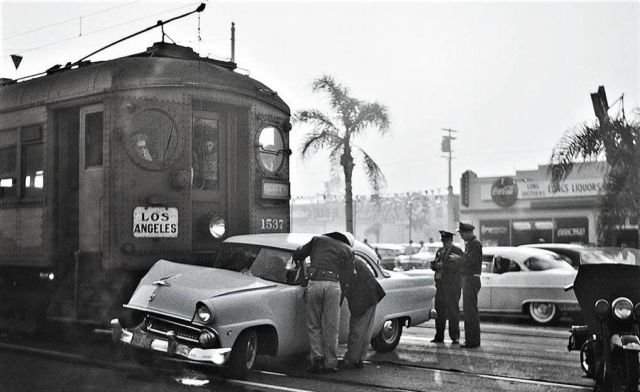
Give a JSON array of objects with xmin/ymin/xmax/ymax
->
[
  {"xmin": 594, "ymin": 299, "xmax": 610, "ymax": 320},
  {"xmin": 612, "ymin": 297, "xmax": 633, "ymax": 320},
  {"xmin": 208, "ymin": 216, "xmax": 226, "ymax": 239},
  {"xmin": 196, "ymin": 304, "xmax": 213, "ymax": 323}
]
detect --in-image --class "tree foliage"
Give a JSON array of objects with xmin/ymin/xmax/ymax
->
[
  {"xmin": 294, "ymin": 75, "xmax": 390, "ymax": 233},
  {"xmin": 550, "ymin": 116, "xmax": 640, "ymax": 245}
]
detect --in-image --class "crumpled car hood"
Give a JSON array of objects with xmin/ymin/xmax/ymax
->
[{"xmin": 125, "ymin": 259, "xmax": 275, "ymax": 321}]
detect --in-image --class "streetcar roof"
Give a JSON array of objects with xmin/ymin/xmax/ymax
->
[{"xmin": 0, "ymin": 42, "xmax": 289, "ymax": 114}]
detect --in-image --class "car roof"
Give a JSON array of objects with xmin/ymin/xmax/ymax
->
[
  {"xmin": 224, "ymin": 233, "xmax": 373, "ymax": 255},
  {"xmin": 483, "ymin": 246, "xmax": 562, "ymax": 260},
  {"xmin": 521, "ymin": 243, "xmax": 586, "ymax": 248}
]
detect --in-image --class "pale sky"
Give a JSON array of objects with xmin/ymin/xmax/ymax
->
[{"xmin": 2, "ymin": 0, "xmax": 638, "ymax": 197}]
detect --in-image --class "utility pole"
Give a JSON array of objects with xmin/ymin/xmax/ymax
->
[
  {"xmin": 441, "ymin": 128, "xmax": 458, "ymax": 232},
  {"xmin": 441, "ymin": 128, "xmax": 457, "ymax": 195}
]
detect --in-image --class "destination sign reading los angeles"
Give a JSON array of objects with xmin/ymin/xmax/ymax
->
[{"xmin": 133, "ymin": 207, "xmax": 179, "ymax": 238}]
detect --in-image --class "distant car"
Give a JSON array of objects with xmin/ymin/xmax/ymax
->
[
  {"xmin": 371, "ymin": 243, "xmax": 410, "ymax": 269},
  {"xmin": 405, "ymin": 246, "xmax": 578, "ymax": 324},
  {"xmin": 111, "ymin": 233, "xmax": 435, "ymax": 378},
  {"xmin": 521, "ymin": 244, "xmax": 639, "ymax": 269},
  {"xmin": 394, "ymin": 242, "xmax": 464, "ymax": 271}
]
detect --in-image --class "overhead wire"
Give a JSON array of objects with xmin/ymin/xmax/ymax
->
[
  {"xmin": 2, "ymin": 0, "xmax": 140, "ymax": 41},
  {"xmin": 4, "ymin": 2, "xmax": 200, "ymax": 54}
]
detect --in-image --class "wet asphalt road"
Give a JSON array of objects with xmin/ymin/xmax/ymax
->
[{"xmin": 0, "ymin": 317, "xmax": 594, "ymax": 392}]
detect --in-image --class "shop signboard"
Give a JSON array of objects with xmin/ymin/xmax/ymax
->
[{"xmin": 555, "ymin": 217, "xmax": 588, "ymax": 243}]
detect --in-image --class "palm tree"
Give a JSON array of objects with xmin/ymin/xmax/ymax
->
[
  {"xmin": 550, "ymin": 115, "xmax": 640, "ymax": 245},
  {"xmin": 295, "ymin": 75, "xmax": 390, "ymax": 233}
]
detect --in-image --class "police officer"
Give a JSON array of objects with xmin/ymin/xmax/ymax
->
[
  {"xmin": 458, "ymin": 222, "xmax": 482, "ymax": 348},
  {"xmin": 430, "ymin": 230, "xmax": 464, "ymax": 344},
  {"xmin": 293, "ymin": 232, "xmax": 355, "ymax": 373}
]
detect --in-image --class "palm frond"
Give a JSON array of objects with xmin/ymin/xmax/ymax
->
[
  {"xmin": 312, "ymin": 75, "xmax": 359, "ymax": 129},
  {"xmin": 294, "ymin": 109, "xmax": 341, "ymax": 135},
  {"xmin": 300, "ymin": 130, "xmax": 344, "ymax": 158},
  {"xmin": 351, "ymin": 101, "xmax": 390, "ymax": 135},
  {"xmin": 549, "ymin": 124, "xmax": 604, "ymax": 183},
  {"xmin": 355, "ymin": 146, "xmax": 386, "ymax": 194}
]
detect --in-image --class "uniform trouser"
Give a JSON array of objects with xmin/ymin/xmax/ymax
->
[
  {"xmin": 305, "ymin": 280, "xmax": 341, "ymax": 368},
  {"xmin": 344, "ymin": 304, "xmax": 376, "ymax": 364},
  {"xmin": 462, "ymin": 275, "xmax": 481, "ymax": 346},
  {"xmin": 434, "ymin": 279, "xmax": 461, "ymax": 341}
]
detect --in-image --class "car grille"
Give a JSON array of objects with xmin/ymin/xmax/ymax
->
[{"xmin": 146, "ymin": 316, "xmax": 201, "ymax": 344}]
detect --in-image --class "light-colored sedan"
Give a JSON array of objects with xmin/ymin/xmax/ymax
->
[
  {"xmin": 405, "ymin": 246, "xmax": 578, "ymax": 324},
  {"xmin": 111, "ymin": 233, "xmax": 435, "ymax": 378}
]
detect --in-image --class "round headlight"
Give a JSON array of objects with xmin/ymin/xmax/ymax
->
[
  {"xmin": 612, "ymin": 297, "xmax": 633, "ymax": 320},
  {"xmin": 196, "ymin": 305, "xmax": 212, "ymax": 323},
  {"xmin": 208, "ymin": 216, "xmax": 226, "ymax": 239},
  {"xmin": 594, "ymin": 299, "xmax": 610, "ymax": 320}
]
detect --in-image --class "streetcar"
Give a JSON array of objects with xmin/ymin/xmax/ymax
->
[{"xmin": 0, "ymin": 5, "xmax": 291, "ymax": 331}]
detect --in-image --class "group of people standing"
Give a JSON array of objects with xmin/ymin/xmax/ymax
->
[
  {"xmin": 431, "ymin": 222, "xmax": 482, "ymax": 348},
  {"xmin": 293, "ymin": 232, "xmax": 386, "ymax": 373},
  {"xmin": 291, "ymin": 223, "xmax": 482, "ymax": 374}
]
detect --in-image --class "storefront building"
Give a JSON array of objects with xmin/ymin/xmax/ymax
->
[{"xmin": 459, "ymin": 162, "xmax": 639, "ymax": 247}]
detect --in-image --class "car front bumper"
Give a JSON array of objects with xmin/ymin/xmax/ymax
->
[{"xmin": 111, "ymin": 318, "xmax": 231, "ymax": 366}]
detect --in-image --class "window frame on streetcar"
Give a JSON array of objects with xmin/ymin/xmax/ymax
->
[
  {"xmin": 125, "ymin": 108, "xmax": 181, "ymax": 171},
  {"xmin": 0, "ymin": 124, "xmax": 44, "ymax": 204},
  {"xmin": 255, "ymin": 125, "xmax": 286, "ymax": 175}
]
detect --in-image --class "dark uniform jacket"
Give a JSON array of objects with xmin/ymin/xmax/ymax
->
[
  {"xmin": 342, "ymin": 260, "xmax": 386, "ymax": 316},
  {"xmin": 431, "ymin": 245, "xmax": 464, "ymax": 281},
  {"xmin": 293, "ymin": 235, "xmax": 354, "ymax": 281},
  {"xmin": 461, "ymin": 236, "xmax": 483, "ymax": 276}
]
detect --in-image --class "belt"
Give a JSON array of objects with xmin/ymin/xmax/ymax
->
[{"xmin": 308, "ymin": 268, "xmax": 339, "ymax": 282}]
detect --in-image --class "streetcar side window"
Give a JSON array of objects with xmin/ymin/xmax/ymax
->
[
  {"xmin": 21, "ymin": 125, "xmax": 44, "ymax": 199},
  {"xmin": 0, "ymin": 129, "xmax": 17, "ymax": 200},
  {"xmin": 84, "ymin": 111, "xmax": 103, "ymax": 167}
]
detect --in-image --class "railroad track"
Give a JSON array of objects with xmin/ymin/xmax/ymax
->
[{"xmin": 0, "ymin": 339, "xmax": 594, "ymax": 392}]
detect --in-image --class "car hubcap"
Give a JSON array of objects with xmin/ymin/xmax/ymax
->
[
  {"xmin": 246, "ymin": 335, "xmax": 257, "ymax": 369},
  {"xmin": 531, "ymin": 303, "xmax": 555, "ymax": 322},
  {"xmin": 382, "ymin": 320, "xmax": 399, "ymax": 343}
]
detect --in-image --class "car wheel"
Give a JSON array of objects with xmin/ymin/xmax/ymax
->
[
  {"xmin": 225, "ymin": 330, "xmax": 258, "ymax": 379},
  {"xmin": 371, "ymin": 319, "xmax": 403, "ymax": 353},
  {"xmin": 528, "ymin": 302, "xmax": 557, "ymax": 324}
]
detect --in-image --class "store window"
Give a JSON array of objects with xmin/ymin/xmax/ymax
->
[
  {"xmin": 512, "ymin": 219, "xmax": 553, "ymax": 245},
  {"xmin": 192, "ymin": 117, "xmax": 219, "ymax": 191},
  {"xmin": 480, "ymin": 220, "xmax": 510, "ymax": 246},
  {"xmin": 257, "ymin": 126, "xmax": 284, "ymax": 174},
  {"xmin": 555, "ymin": 217, "xmax": 588, "ymax": 244}
]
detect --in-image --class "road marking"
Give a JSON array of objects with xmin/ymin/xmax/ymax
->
[
  {"xmin": 228, "ymin": 379, "xmax": 316, "ymax": 392},
  {"xmin": 258, "ymin": 370, "xmax": 288, "ymax": 377},
  {"xmin": 477, "ymin": 374, "xmax": 591, "ymax": 390}
]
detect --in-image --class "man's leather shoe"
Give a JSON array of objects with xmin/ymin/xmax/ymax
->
[
  {"xmin": 430, "ymin": 338, "xmax": 444, "ymax": 343},
  {"xmin": 460, "ymin": 343, "xmax": 480, "ymax": 349},
  {"xmin": 451, "ymin": 340, "xmax": 460, "ymax": 345}
]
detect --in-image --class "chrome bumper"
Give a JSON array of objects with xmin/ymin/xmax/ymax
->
[{"xmin": 111, "ymin": 318, "xmax": 231, "ymax": 365}]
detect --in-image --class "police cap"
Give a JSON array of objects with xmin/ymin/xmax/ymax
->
[
  {"xmin": 439, "ymin": 230, "xmax": 454, "ymax": 239},
  {"xmin": 457, "ymin": 222, "xmax": 475, "ymax": 232}
]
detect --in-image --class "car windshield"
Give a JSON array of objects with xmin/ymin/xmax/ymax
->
[
  {"xmin": 524, "ymin": 253, "xmax": 574, "ymax": 271},
  {"xmin": 213, "ymin": 243, "xmax": 299, "ymax": 284},
  {"xmin": 579, "ymin": 247, "xmax": 640, "ymax": 265}
]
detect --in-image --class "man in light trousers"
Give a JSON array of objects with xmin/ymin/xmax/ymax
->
[{"xmin": 293, "ymin": 232, "xmax": 355, "ymax": 373}]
